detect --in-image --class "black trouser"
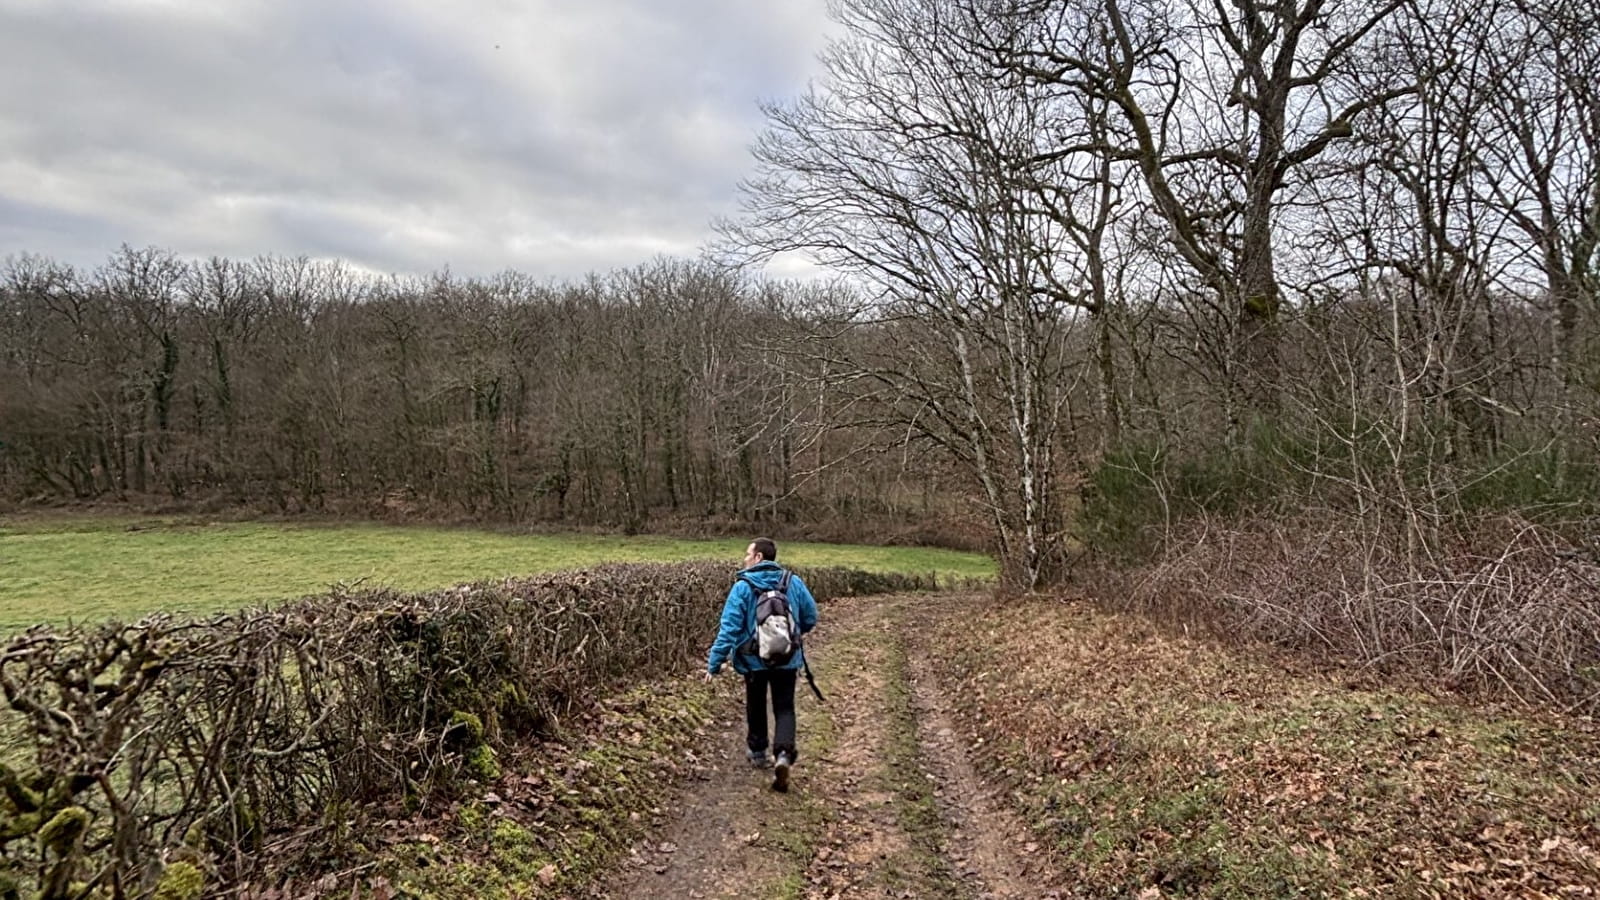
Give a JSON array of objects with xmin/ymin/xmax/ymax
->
[{"xmin": 744, "ymin": 668, "xmax": 798, "ymax": 760}]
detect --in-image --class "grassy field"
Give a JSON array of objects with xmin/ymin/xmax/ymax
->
[{"xmin": 0, "ymin": 514, "xmax": 995, "ymax": 629}]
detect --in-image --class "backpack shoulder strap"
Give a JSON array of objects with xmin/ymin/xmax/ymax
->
[{"xmin": 734, "ymin": 576, "xmax": 764, "ymax": 658}]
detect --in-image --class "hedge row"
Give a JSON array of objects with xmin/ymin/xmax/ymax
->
[{"xmin": 0, "ymin": 561, "xmax": 937, "ymax": 899}]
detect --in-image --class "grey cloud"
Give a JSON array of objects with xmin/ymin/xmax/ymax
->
[{"xmin": 0, "ymin": 0, "xmax": 830, "ymax": 278}]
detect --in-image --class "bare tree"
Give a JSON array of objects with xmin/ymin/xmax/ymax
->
[
  {"xmin": 994, "ymin": 0, "xmax": 1413, "ymax": 434},
  {"xmin": 720, "ymin": 0, "xmax": 1126, "ymax": 585},
  {"xmin": 1471, "ymin": 0, "xmax": 1600, "ymax": 462}
]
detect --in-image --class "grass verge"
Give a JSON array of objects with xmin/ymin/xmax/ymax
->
[
  {"xmin": 374, "ymin": 675, "xmax": 720, "ymax": 899},
  {"xmin": 882, "ymin": 639, "xmax": 964, "ymax": 894},
  {"xmin": 930, "ymin": 596, "xmax": 1600, "ymax": 897}
]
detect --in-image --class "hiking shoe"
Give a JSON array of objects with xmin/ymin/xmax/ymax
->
[
  {"xmin": 747, "ymin": 749, "xmax": 773, "ymax": 769},
  {"xmin": 772, "ymin": 752, "xmax": 792, "ymax": 793}
]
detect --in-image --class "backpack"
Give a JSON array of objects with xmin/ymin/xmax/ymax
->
[{"xmin": 741, "ymin": 571, "xmax": 802, "ymax": 667}]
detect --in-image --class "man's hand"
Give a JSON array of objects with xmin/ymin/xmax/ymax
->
[{"xmin": 703, "ymin": 662, "xmax": 723, "ymax": 682}]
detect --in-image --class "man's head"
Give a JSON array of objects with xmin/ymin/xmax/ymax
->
[{"xmin": 743, "ymin": 537, "xmax": 778, "ymax": 568}]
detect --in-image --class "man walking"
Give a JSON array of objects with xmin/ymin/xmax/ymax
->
[{"xmin": 705, "ymin": 538, "xmax": 819, "ymax": 792}]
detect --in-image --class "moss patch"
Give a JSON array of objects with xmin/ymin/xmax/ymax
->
[
  {"xmin": 36, "ymin": 806, "xmax": 91, "ymax": 855},
  {"xmin": 151, "ymin": 861, "xmax": 205, "ymax": 900},
  {"xmin": 464, "ymin": 746, "xmax": 501, "ymax": 781},
  {"xmin": 446, "ymin": 712, "xmax": 485, "ymax": 745}
]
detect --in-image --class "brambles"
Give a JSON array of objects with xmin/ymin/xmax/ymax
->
[{"xmin": 1090, "ymin": 514, "xmax": 1600, "ymax": 714}]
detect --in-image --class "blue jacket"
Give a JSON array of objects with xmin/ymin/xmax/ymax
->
[{"xmin": 706, "ymin": 562, "xmax": 819, "ymax": 675}]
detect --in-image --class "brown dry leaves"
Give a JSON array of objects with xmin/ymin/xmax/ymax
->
[{"xmin": 925, "ymin": 594, "xmax": 1600, "ymax": 897}]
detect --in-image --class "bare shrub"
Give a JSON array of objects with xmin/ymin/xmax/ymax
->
[{"xmin": 1092, "ymin": 515, "xmax": 1600, "ymax": 713}]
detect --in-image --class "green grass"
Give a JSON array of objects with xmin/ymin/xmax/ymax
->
[
  {"xmin": 878, "ymin": 627, "xmax": 961, "ymax": 894},
  {"xmin": 0, "ymin": 515, "xmax": 995, "ymax": 629}
]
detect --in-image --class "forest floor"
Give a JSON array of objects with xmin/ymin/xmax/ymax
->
[{"xmin": 376, "ymin": 592, "xmax": 1600, "ymax": 899}]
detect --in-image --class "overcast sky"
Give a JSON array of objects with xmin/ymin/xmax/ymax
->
[{"xmin": 0, "ymin": 0, "xmax": 832, "ymax": 279}]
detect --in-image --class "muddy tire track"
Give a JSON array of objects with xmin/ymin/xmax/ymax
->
[{"xmin": 591, "ymin": 593, "xmax": 1067, "ymax": 899}]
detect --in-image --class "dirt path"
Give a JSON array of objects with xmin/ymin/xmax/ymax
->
[
  {"xmin": 591, "ymin": 593, "xmax": 1065, "ymax": 900},
  {"xmin": 908, "ymin": 658, "xmax": 1065, "ymax": 900}
]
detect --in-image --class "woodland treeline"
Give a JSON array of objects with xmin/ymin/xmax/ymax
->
[
  {"xmin": 4, "ymin": 0, "xmax": 1598, "ymax": 596},
  {"xmin": 0, "ymin": 253, "xmax": 975, "ymax": 542}
]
